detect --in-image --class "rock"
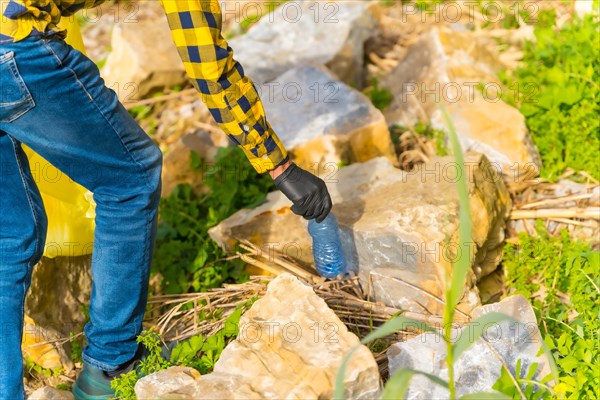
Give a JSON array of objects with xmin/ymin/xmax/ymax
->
[
  {"xmin": 382, "ymin": 27, "xmax": 541, "ymax": 177},
  {"xmin": 26, "ymin": 256, "xmax": 91, "ymax": 330},
  {"xmin": 387, "ymin": 295, "xmax": 553, "ymax": 399},
  {"xmin": 22, "ymin": 315, "xmax": 72, "ymax": 371},
  {"xmin": 430, "ymin": 97, "xmax": 541, "ymax": 179},
  {"xmin": 161, "ymin": 129, "xmax": 219, "ymax": 196},
  {"xmin": 262, "ymin": 64, "xmax": 397, "ymax": 173},
  {"xmin": 135, "ymin": 366, "xmax": 202, "ymax": 399},
  {"xmin": 210, "ymin": 153, "xmax": 511, "ymax": 314},
  {"xmin": 102, "ymin": 19, "xmax": 187, "ymax": 102},
  {"xmin": 28, "ymin": 386, "xmax": 74, "ymax": 400},
  {"xmin": 136, "ymin": 274, "xmax": 381, "ymax": 399},
  {"xmin": 230, "ymin": 1, "xmax": 376, "ymax": 87}
]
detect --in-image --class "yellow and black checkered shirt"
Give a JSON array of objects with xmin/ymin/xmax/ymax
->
[{"xmin": 0, "ymin": 0, "xmax": 288, "ymax": 173}]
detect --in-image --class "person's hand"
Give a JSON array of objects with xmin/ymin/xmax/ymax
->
[{"xmin": 272, "ymin": 162, "xmax": 332, "ymax": 223}]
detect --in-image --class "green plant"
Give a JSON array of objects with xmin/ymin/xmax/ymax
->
[
  {"xmin": 111, "ymin": 330, "xmax": 172, "ymax": 400},
  {"xmin": 70, "ymin": 332, "xmax": 83, "ymax": 364},
  {"xmin": 110, "ymin": 370, "xmax": 138, "ymax": 400},
  {"xmin": 152, "ymin": 147, "xmax": 275, "ymax": 294},
  {"xmin": 111, "ymin": 301, "xmax": 252, "ymax": 399},
  {"xmin": 416, "ymin": 122, "xmax": 448, "ymax": 156},
  {"xmin": 501, "ymin": 14, "xmax": 600, "ymax": 181},
  {"xmin": 503, "ymin": 225, "xmax": 598, "ymax": 399},
  {"xmin": 170, "ymin": 299, "xmax": 254, "ymax": 373},
  {"xmin": 334, "ymin": 109, "xmax": 545, "ymax": 399},
  {"xmin": 365, "ymin": 78, "xmax": 393, "ymax": 111},
  {"xmin": 24, "ymin": 358, "xmax": 63, "ymax": 378},
  {"xmin": 493, "ymin": 359, "xmax": 554, "ymax": 399}
]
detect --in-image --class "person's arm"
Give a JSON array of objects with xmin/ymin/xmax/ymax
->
[
  {"xmin": 159, "ymin": 0, "xmax": 287, "ymax": 175},
  {"xmin": 160, "ymin": 0, "xmax": 331, "ymax": 222}
]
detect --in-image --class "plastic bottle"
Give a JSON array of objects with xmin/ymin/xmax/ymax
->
[{"xmin": 308, "ymin": 213, "xmax": 348, "ymax": 278}]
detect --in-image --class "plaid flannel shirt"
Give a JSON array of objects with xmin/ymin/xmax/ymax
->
[{"xmin": 0, "ymin": 0, "xmax": 289, "ymax": 173}]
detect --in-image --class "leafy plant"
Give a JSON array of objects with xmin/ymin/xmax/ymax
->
[
  {"xmin": 501, "ymin": 14, "xmax": 600, "ymax": 180},
  {"xmin": 365, "ymin": 78, "xmax": 394, "ymax": 111},
  {"xmin": 111, "ymin": 301, "xmax": 251, "ymax": 399},
  {"xmin": 493, "ymin": 359, "xmax": 554, "ymax": 399},
  {"xmin": 170, "ymin": 299, "xmax": 254, "ymax": 373},
  {"xmin": 110, "ymin": 330, "xmax": 171, "ymax": 400},
  {"xmin": 152, "ymin": 147, "xmax": 275, "ymax": 294},
  {"xmin": 24, "ymin": 358, "xmax": 63, "ymax": 378},
  {"xmin": 503, "ymin": 225, "xmax": 598, "ymax": 399}
]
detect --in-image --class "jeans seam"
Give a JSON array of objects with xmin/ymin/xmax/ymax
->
[
  {"xmin": 9, "ymin": 137, "xmax": 40, "ymax": 269},
  {"xmin": 40, "ymin": 39, "xmax": 156, "ymax": 191}
]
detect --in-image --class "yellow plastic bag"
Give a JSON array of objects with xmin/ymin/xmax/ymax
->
[{"xmin": 23, "ymin": 17, "xmax": 96, "ymax": 258}]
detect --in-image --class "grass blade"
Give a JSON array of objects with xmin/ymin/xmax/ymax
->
[{"xmin": 440, "ymin": 106, "xmax": 473, "ymax": 312}]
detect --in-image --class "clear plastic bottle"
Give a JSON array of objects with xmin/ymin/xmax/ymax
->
[{"xmin": 308, "ymin": 213, "xmax": 347, "ymax": 278}]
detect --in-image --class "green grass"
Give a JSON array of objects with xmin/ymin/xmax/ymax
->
[
  {"xmin": 503, "ymin": 225, "xmax": 598, "ymax": 399},
  {"xmin": 501, "ymin": 14, "xmax": 600, "ymax": 181},
  {"xmin": 365, "ymin": 78, "xmax": 394, "ymax": 111}
]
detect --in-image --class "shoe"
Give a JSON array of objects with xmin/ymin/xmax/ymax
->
[
  {"xmin": 72, "ymin": 363, "xmax": 118, "ymax": 400},
  {"xmin": 72, "ymin": 345, "xmax": 146, "ymax": 400}
]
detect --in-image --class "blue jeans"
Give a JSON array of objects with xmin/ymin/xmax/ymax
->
[{"xmin": 0, "ymin": 35, "xmax": 162, "ymax": 399}]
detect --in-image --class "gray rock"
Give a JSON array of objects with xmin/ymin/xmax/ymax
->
[
  {"xmin": 261, "ymin": 65, "xmax": 397, "ymax": 172},
  {"xmin": 387, "ymin": 295, "xmax": 554, "ymax": 399},
  {"xmin": 230, "ymin": 1, "xmax": 375, "ymax": 87},
  {"xmin": 135, "ymin": 274, "xmax": 382, "ymax": 399},
  {"xmin": 210, "ymin": 153, "xmax": 511, "ymax": 315}
]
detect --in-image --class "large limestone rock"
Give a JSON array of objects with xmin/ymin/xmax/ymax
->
[
  {"xmin": 382, "ymin": 27, "xmax": 541, "ymax": 177},
  {"xmin": 135, "ymin": 274, "xmax": 381, "ymax": 399},
  {"xmin": 102, "ymin": 19, "xmax": 187, "ymax": 102},
  {"xmin": 135, "ymin": 366, "xmax": 202, "ymax": 399},
  {"xmin": 28, "ymin": 386, "xmax": 74, "ymax": 400},
  {"xmin": 262, "ymin": 65, "xmax": 397, "ymax": 173},
  {"xmin": 230, "ymin": 1, "xmax": 375, "ymax": 87},
  {"xmin": 210, "ymin": 154, "xmax": 511, "ymax": 315},
  {"xmin": 387, "ymin": 295, "xmax": 554, "ymax": 398}
]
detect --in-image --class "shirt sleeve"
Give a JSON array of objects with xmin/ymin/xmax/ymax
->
[{"xmin": 159, "ymin": 0, "xmax": 288, "ymax": 174}]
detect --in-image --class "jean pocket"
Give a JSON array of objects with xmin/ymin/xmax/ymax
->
[{"xmin": 0, "ymin": 51, "xmax": 35, "ymax": 123}]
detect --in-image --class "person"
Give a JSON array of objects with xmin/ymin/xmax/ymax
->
[{"xmin": 0, "ymin": 0, "xmax": 332, "ymax": 398}]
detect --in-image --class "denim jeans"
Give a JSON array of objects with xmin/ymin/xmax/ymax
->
[{"xmin": 0, "ymin": 35, "xmax": 162, "ymax": 399}]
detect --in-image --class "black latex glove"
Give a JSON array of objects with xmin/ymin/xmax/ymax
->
[{"xmin": 274, "ymin": 163, "xmax": 332, "ymax": 223}]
